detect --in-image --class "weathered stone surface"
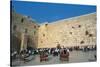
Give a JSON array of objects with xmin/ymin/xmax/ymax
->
[
  {"xmin": 38, "ymin": 13, "xmax": 96, "ymax": 48},
  {"xmin": 11, "ymin": 11, "xmax": 39, "ymax": 52},
  {"xmin": 11, "ymin": 11, "xmax": 96, "ymax": 49}
]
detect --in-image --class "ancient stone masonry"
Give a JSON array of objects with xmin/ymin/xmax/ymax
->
[
  {"xmin": 38, "ymin": 13, "xmax": 96, "ymax": 48},
  {"xmin": 11, "ymin": 11, "xmax": 39, "ymax": 52},
  {"xmin": 11, "ymin": 11, "xmax": 96, "ymax": 51}
]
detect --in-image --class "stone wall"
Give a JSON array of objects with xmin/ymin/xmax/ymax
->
[
  {"xmin": 11, "ymin": 11, "xmax": 39, "ymax": 52},
  {"xmin": 11, "ymin": 11, "xmax": 96, "ymax": 49},
  {"xmin": 38, "ymin": 13, "xmax": 96, "ymax": 48}
]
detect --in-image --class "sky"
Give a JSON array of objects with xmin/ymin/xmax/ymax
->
[{"xmin": 11, "ymin": 1, "xmax": 96, "ymax": 24}]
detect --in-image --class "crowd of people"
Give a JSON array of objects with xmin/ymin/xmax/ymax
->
[{"xmin": 11, "ymin": 45, "xmax": 96, "ymax": 62}]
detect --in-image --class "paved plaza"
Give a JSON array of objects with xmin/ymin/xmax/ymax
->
[{"xmin": 12, "ymin": 50, "xmax": 96, "ymax": 66}]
